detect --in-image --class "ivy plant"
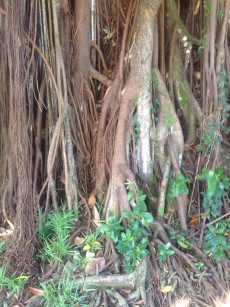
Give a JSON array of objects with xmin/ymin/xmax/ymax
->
[
  {"xmin": 167, "ymin": 173, "xmax": 191, "ymax": 203},
  {"xmin": 99, "ymin": 186, "xmax": 153, "ymax": 273},
  {"xmin": 204, "ymin": 221, "xmax": 230, "ymax": 260},
  {"xmin": 197, "ymin": 168, "xmax": 230, "ymax": 218},
  {"xmin": 157, "ymin": 242, "xmax": 175, "ymax": 262}
]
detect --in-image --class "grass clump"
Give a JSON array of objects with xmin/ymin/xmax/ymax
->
[
  {"xmin": 41, "ymin": 272, "xmax": 86, "ymax": 307},
  {"xmin": 37, "ymin": 205, "xmax": 76, "ymax": 263},
  {"xmin": 0, "ymin": 265, "xmax": 29, "ymax": 300}
]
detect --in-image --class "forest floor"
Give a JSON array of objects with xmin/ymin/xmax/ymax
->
[{"xmin": 0, "ymin": 204, "xmax": 229, "ymax": 307}]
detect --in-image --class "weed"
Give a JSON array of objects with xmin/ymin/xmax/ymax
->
[
  {"xmin": 170, "ymin": 230, "xmax": 193, "ymax": 249},
  {"xmin": 157, "ymin": 242, "xmax": 175, "ymax": 262},
  {"xmin": 197, "ymin": 118, "xmax": 222, "ymax": 155},
  {"xmin": 204, "ymin": 220, "xmax": 230, "ymax": 260},
  {"xmin": 198, "ymin": 69, "xmax": 230, "ymax": 156},
  {"xmin": 37, "ymin": 205, "xmax": 76, "ymax": 263},
  {"xmin": 0, "ymin": 265, "xmax": 29, "ymax": 299},
  {"xmin": 81, "ymin": 230, "xmax": 102, "ymax": 253},
  {"xmin": 197, "ymin": 168, "xmax": 230, "ymax": 218},
  {"xmin": 99, "ymin": 185, "xmax": 154, "ymax": 273},
  {"xmin": 167, "ymin": 173, "xmax": 191, "ymax": 203},
  {"xmin": 198, "ymin": 0, "xmax": 210, "ymax": 53},
  {"xmin": 41, "ymin": 272, "xmax": 88, "ymax": 307},
  {"xmin": 133, "ymin": 113, "xmax": 140, "ymax": 143},
  {"xmin": 194, "ymin": 262, "xmax": 205, "ymax": 270}
]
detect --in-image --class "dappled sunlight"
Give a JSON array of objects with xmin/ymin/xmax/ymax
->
[
  {"xmin": 171, "ymin": 297, "xmax": 190, "ymax": 307},
  {"xmin": 214, "ymin": 291, "xmax": 230, "ymax": 307},
  {"xmin": 171, "ymin": 291, "xmax": 230, "ymax": 307}
]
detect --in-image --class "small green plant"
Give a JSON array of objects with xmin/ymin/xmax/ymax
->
[
  {"xmin": 99, "ymin": 185, "xmax": 154, "ymax": 273},
  {"xmin": 170, "ymin": 230, "xmax": 193, "ymax": 249},
  {"xmin": 41, "ymin": 272, "xmax": 87, "ymax": 307},
  {"xmin": 197, "ymin": 117, "xmax": 222, "ymax": 155},
  {"xmin": 38, "ymin": 205, "xmax": 76, "ymax": 263},
  {"xmin": 81, "ymin": 230, "xmax": 102, "ymax": 253},
  {"xmin": 0, "ymin": 265, "xmax": 29, "ymax": 299},
  {"xmin": 198, "ymin": 0, "xmax": 210, "ymax": 53},
  {"xmin": 157, "ymin": 243, "xmax": 175, "ymax": 262},
  {"xmin": 204, "ymin": 220, "xmax": 230, "ymax": 260},
  {"xmin": 194, "ymin": 262, "xmax": 205, "ymax": 270},
  {"xmin": 197, "ymin": 168, "xmax": 230, "ymax": 218},
  {"xmin": 198, "ymin": 69, "xmax": 229, "ymax": 156},
  {"xmin": 167, "ymin": 173, "xmax": 191, "ymax": 203}
]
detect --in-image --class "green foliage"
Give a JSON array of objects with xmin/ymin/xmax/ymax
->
[
  {"xmin": 198, "ymin": 0, "xmax": 209, "ymax": 53},
  {"xmin": 197, "ymin": 119, "xmax": 222, "ymax": 155},
  {"xmin": 99, "ymin": 186, "xmax": 154, "ymax": 273},
  {"xmin": 99, "ymin": 216, "xmax": 123, "ymax": 243},
  {"xmin": 204, "ymin": 221, "xmax": 230, "ymax": 260},
  {"xmin": 197, "ymin": 168, "xmax": 230, "ymax": 218},
  {"xmin": 41, "ymin": 272, "xmax": 88, "ymax": 307},
  {"xmin": 218, "ymin": 69, "xmax": 230, "ymax": 132},
  {"xmin": 0, "ymin": 265, "xmax": 29, "ymax": 299},
  {"xmin": 133, "ymin": 114, "xmax": 140, "ymax": 143},
  {"xmin": 72, "ymin": 230, "xmax": 103, "ymax": 269},
  {"xmin": 81, "ymin": 230, "xmax": 102, "ymax": 253},
  {"xmin": 198, "ymin": 69, "xmax": 229, "ymax": 155},
  {"xmin": 203, "ymin": 0, "xmax": 210, "ymax": 19},
  {"xmin": 170, "ymin": 230, "xmax": 193, "ymax": 249},
  {"xmin": 152, "ymin": 98, "xmax": 160, "ymax": 123},
  {"xmin": 157, "ymin": 243, "xmax": 175, "ymax": 262},
  {"xmin": 167, "ymin": 173, "xmax": 191, "ymax": 202},
  {"xmin": 38, "ymin": 205, "xmax": 76, "ymax": 263},
  {"xmin": 194, "ymin": 262, "xmax": 205, "ymax": 270}
]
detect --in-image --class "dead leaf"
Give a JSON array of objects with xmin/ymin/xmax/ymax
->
[
  {"xmin": 92, "ymin": 206, "xmax": 101, "ymax": 227},
  {"xmin": 73, "ymin": 236, "xmax": 85, "ymax": 245},
  {"xmin": 28, "ymin": 286, "xmax": 44, "ymax": 295},
  {"xmin": 189, "ymin": 216, "xmax": 199, "ymax": 225},
  {"xmin": 83, "ymin": 244, "xmax": 91, "ymax": 251},
  {"xmin": 88, "ymin": 195, "xmax": 96, "ymax": 208},
  {"xmin": 160, "ymin": 285, "xmax": 172, "ymax": 293},
  {"xmin": 85, "ymin": 257, "xmax": 106, "ymax": 275},
  {"xmin": 134, "ymin": 299, "xmax": 145, "ymax": 306},
  {"xmin": 163, "ymin": 264, "xmax": 169, "ymax": 273},
  {"xmin": 152, "ymin": 276, "xmax": 158, "ymax": 286}
]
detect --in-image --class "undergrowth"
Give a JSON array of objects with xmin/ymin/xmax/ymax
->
[
  {"xmin": 99, "ymin": 183, "xmax": 154, "ymax": 272},
  {"xmin": 0, "ymin": 265, "xmax": 29, "ymax": 303},
  {"xmin": 37, "ymin": 206, "xmax": 76, "ymax": 263}
]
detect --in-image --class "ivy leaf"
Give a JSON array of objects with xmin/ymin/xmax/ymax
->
[{"xmin": 141, "ymin": 212, "xmax": 154, "ymax": 226}]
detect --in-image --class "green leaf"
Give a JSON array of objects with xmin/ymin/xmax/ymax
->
[
  {"xmin": 141, "ymin": 212, "xmax": 154, "ymax": 226},
  {"xmin": 122, "ymin": 210, "xmax": 131, "ymax": 218}
]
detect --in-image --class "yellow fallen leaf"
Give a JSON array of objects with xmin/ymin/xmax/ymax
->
[
  {"xmin": 160, "ymin": 285, "xmax": 172, "ymax": 293},
  {"xmin": 163, "ymin": 264, "xmax": 169, "ymax": 273},
  {"xmin": 194, "ymin": 0, "xmax": 201, "ymax": 15},
  {"xmin": 83, "ymin": 244, "xmax": 91, "ymax": 251},
  {"xmin": 92, "ymin": 241, "xmax": 101, "ymax": 247}
]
